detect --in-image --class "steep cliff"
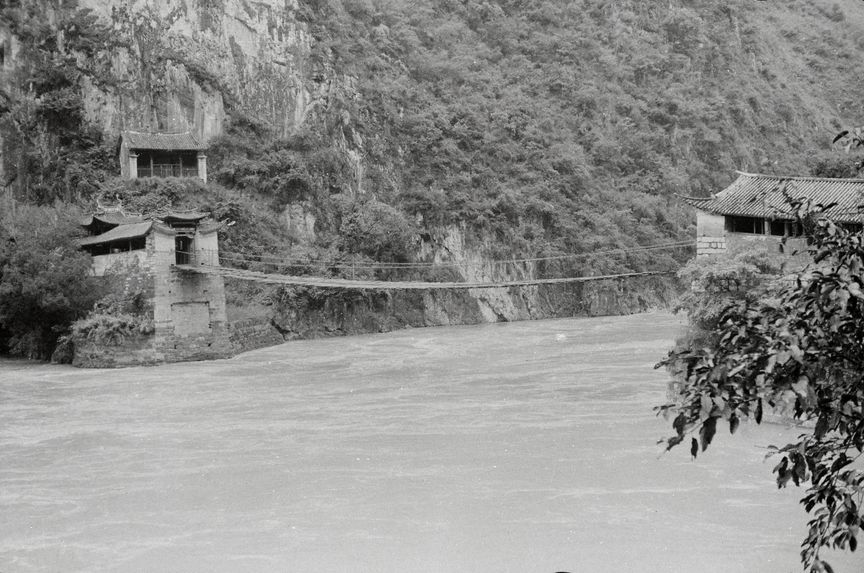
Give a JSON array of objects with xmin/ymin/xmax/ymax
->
[{"xmin": 75, "ymin": 0, "xmax": 318, "ymax": 140}]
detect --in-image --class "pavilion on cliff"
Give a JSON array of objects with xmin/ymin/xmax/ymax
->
[{"xmin": 119, "ymin": 131, "xmax": 208, "ymax": 183}]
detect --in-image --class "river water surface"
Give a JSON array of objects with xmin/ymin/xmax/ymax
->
[{"xmin": 1, "ymin": 312, "xmax": 862, "ymax": 572}]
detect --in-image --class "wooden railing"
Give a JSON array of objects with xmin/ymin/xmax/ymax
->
[{"xmin": 138, "ymin": 165, "xmax": 199, "ymax": 178}]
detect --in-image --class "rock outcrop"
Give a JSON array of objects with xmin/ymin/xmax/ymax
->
[{"xmin": 76, "ymin": 0, "xmax": 317, "ymax": 142}]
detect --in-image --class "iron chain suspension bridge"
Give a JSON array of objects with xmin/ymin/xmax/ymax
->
[{"xmin": 173, "ymin": 240, "xmax": 695, "ymax": 290}]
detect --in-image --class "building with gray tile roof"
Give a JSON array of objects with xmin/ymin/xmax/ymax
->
[
  {"xmin": 119, "ymin": 131, "xmax": 208, "ymax": 183},
  {"xmin": 681, "ymin": 172, "xmax": 864, "ymax": 259}
]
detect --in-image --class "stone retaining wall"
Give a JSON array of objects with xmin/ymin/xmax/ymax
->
[
  {"xmin": 156, "ymin": 327, "xmax": 234, "ymax": 364},
  {"xmin": 227, "ymin": 317, "xmax": 285, "ymax": 354},
  {"xmin": 72, "ymin": 319, "xmax": 285, "ymax": 368},
  {"xmin": 72, "ymin": 335, "xmax": 162, "ymax": 368},
  {"xmin": 696, "ymin": 236, "xmax": 726, "ymax": 256},
  {"xmin": 72, "ymin": 330, "xmax": 234, "ymax": 368}
]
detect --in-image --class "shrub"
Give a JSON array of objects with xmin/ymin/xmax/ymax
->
[
  {"xmin": 339, "ymin": 199, "xmax": 417, "ymax": 262},
  {"xmin": 72, "ymin": 313, "xmax": 155, "ymax": 345},
  {"xmin": 71, "ymin": 258, "xmax": 155, "ymax": 345},
  {"xmin": 674, "ymin": 243, "xmax": 782, "ymax": 337},
  {"xmin": 98, "ymin": 177, "xmax": 208, "ymax": 215},
  {"xmin": 806, "ymin": 150, "xmax": 862, "ymax": 179}
]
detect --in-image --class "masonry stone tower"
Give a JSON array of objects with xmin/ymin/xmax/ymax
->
[{"xmin": 74, "ymin": 209, "xmax": 231, "ymax": 366}]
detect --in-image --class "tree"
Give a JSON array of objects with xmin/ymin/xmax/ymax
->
[
  {"xmin": 658, "ymin": 219, "xmax": 864, "ymax": 572},
  {"xmin": 0, "ymin": 202, "xmax": 104, "ymax": 359}
]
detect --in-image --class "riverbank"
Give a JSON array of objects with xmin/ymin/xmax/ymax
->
[{"xmin": 67, "ymin": 272, "xmax": 678, "ymax": 368}]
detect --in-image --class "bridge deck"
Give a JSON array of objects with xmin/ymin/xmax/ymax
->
[{"xmin": 175, "ymin": 264, "xmax": 673, "ymax": 290}]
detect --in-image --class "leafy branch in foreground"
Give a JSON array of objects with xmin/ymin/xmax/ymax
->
[{"xmin": 657, "ymin": 219, "xmax": 864, "ymax": 572}]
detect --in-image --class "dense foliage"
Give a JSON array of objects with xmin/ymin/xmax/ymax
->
[
  {"xmin": 0, "ymin": 201, "xmax": 105, "ymax": 358},
  {"xmin": 659, "ymin": 221, "xmax": 864, "ymax": 572},
  {"xmin": 206, "ymin": 122, "xmax": 421, "ymax": 269},
  {"xmin": 292, "ymin": 0, "xmax": 864, "ymax": 269}
]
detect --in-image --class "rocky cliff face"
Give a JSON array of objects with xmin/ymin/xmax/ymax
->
[
  {"xmin": 270, "ymin": 274, "xmax": 676, "ymax": 340},
  {"xmin": 75, "ymin": 0, "xmax": 317, "ymax": 142},
  {"xmin": 418, "ymin": 226, "xmax": 542, "ymax": 322}
]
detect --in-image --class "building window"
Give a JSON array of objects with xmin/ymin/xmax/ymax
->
[
  {"xmin": 725, "ymin": 216, "xmax": 764, "ymax": 235},
  {"xmin": 768, "ymin": 220, "xmax": 806, "ymax": 237},
  {"xmin": 769, "ymin": 220, "xmax": 785, "ymax": 236}
]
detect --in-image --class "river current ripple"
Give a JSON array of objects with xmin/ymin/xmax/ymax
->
[{"xmin": 1, "ymin": 312, "xmax": 861, "ymax": 572}]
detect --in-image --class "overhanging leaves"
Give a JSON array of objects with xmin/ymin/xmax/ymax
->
[{"xmin": 658, "ymin": 218, "xmax": 864, "ymax": 570}]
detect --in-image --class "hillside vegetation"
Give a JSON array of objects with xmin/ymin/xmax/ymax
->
[
  {"xmin": 293, "ymin": 0, "xmax": 864, "ymax": 257},
  {"xmin": 3, "ymin": 0, "xmax": 864, "ymax": 356}
]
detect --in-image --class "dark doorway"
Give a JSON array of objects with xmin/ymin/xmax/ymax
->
[{"xmin": 175, "ymin": 236, "xmax": 193, "ymax": 265}]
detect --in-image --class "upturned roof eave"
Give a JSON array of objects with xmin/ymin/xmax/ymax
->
[
  {"xmin": 80, "ymin": 213, "xmax": 146, "ymax": 228},
  {"xmin": 79, "ymin": 221, "xmax": 153, "ymax": 247}
]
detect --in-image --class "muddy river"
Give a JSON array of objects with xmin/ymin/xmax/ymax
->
[{"xmin": 1, "ymin": 312, "xmax": 861, "ymax": 572}]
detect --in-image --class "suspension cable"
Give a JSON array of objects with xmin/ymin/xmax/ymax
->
[{"xmin": 216, "ymin": 240, "xmax": 694, "ymax": 270}]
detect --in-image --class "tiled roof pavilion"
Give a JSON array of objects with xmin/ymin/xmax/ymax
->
[{"xmin": 679, "ymin": 171, "xmax": 864, "ymax": 224}]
